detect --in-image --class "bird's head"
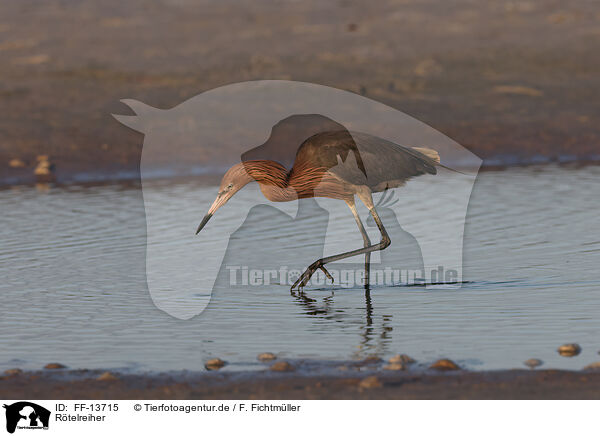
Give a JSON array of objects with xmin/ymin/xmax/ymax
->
[{"xmin": 196, "ymin": 163, "xmax": 254, "ymax": 234}]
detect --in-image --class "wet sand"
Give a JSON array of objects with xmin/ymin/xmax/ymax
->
[
  {"xmin": 3, "ymin": 367, "xmax": 600, "ymax": 400},
  {"xmin": 1, "ymin": 0, "xmax": 600, "ymax": 185}
]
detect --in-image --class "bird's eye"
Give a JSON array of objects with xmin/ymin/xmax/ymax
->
[{"xmin": 227, "ymin": 183, "xmax": 234, "ymax": 190}]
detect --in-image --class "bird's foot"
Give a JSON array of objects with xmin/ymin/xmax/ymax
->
[{"xmin": 290, "ymin": 260, "xmax": 334, "ymax": 291}]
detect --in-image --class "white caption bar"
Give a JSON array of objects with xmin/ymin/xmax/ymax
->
[{"xmin": 1, "ymin": 400, "xmax": 596, "ymax": 435}]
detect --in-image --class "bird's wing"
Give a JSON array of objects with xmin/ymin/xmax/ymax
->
[{"xmin": 295, "ymin": 130, "xmax": 439, "ymax": 189}]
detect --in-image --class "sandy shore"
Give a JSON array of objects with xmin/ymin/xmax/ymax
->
[
  {"xmin": 3, "ymin": 367, "xmax": 600, "ymax": 400},
  {"xmin": 1, "ymin": 0, "xmax": 600, "ymax": 185}
]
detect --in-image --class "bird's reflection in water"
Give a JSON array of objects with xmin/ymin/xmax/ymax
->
[
  {"xmin": 290, "ymin": 288, "xmax": 394, "ymax": 358},
  {"xmin": 285, "ymin": 191, "xmax": 423, "ymax": 357},
  {"xmin": 215, "ymin": 191, "xmax": 424, "ymax": 358}
]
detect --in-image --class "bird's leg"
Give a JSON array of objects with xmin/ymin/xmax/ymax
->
[
  {"xmin": 291, "ymin": 192, "xmax": 390, "ymax": 291},
  {"xmin": 347, "ymin": 199, "xmax": 372, "ymax": 289},
  {"xmin": 319, "ymin": 265, "xmax": 334, "ymax": 282}
]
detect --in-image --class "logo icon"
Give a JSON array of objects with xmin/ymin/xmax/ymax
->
[{"xmin": 3, "ymin": 402, "xmax": 50, "ymax": 434}]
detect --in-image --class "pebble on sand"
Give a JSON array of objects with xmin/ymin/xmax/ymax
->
[
  {"xmin": 204, "ymin": 358, "xmax": 226, "ymax": 371},
  {"xmin": 270, "ymin": 361, "xmax": 294, "ymax": 372},
  {"xmin": 9, "ymin": 158, "xmax": 26, "ymax": 168},
  {"xmin": 383, "ymin": 362, "xmax": 405, "ymax": 371},
  {"xmin": 583, "ymin": 362, "xmax": 600, "ymax": 371},
  {"xmin": 257, "ymin": 352, "xmax": 277, "ymax": 362},
  {"xmin": 34, "ymin": 155, "xmax": 53, "ymax": 175},
  {"xmin": 389, "ymin": 354, "xmax": 416, "ymax": 365},
  {"xmin": 429, "ymin": 359, "xmax": 461, "ymax": 371},
  {"xmin": 44, "ymin": 363, "xmax": 66, "ymax": 369},
  {"xmin": 359, "ymin": 376, "xmax": 382, "ymax": 389},
  {"xmin": 4, "ymin": 368, "xmax": 23, "ymax": 376},
  {"xmin": 33, "ymin": 155, "xmax": 55, "ymax": 182},
  {"xmin": 492, "ymin": 85, "xmax": 543, "ymax": 97},
  {"xmin": 97, "ymin": 371, "xmax": 118, "ymax": 381},
  {"xmin": 558, "ymin": 343, "xmax": 581, "ymax": 357},
  {"xmin": 524, "ymin": 358, "xmax": 543, "ymax": 370}
]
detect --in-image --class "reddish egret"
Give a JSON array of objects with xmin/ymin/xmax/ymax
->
[{"xmin": 196, "ymin": 129, "xmax": 448, "ymax": 290}]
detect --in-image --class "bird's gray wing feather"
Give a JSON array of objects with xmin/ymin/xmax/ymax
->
[{"xmin": 295, "ymin": 130, "xmax": 438, "ymax": 189}]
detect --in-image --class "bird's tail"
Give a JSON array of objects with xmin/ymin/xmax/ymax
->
[
  {"xmin": 412, "ymin": 147, "xmax": 468, "ymax": 175},
  {"xmin": 412, "ymin": 147, "xmax": 440, "ymax": 163}
]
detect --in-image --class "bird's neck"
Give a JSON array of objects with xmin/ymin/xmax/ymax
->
[{"xmin": 241, "ymin": 160, "xmax": 325, "ymax": 202}]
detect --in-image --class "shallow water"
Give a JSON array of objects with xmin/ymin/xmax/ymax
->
[{"xmin": 1, "ymin": 164, "xmax": 599, "ymax": 372}]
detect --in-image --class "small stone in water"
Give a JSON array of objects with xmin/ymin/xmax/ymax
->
[
  {"xmin": 4, "ymin": 368, "xmax": 23, "ymax": 376},
  {"xmin": 429, "ymin": 359, "xmax": 460, "ymax": 371},
  {"xmin": 389, "ymin": 354, "xmax": 416, "ymax": 365},
  {"xmin": 558, "ymin": 343, "xmax": 581, "ymax": 357},
  {"xmin": 97, "ymin": 371, "xmax": 118, "ymax": 381},
  {"xmin": 524, "ymin": 358, "xmax": 543, "ymax": 369},
  {"xmin": 204, "ymin": 358, "xmax": 226, "ymax": 371},
  {"xmin": 257, "ymin": 352, "xmax": 277, "ymax": 362},
  {"xmin": 383, "ymin": 362, "xmax": 405, "ymax": 371},
  {"xmin": 44, "ymin": 363, "xmax": 66, "ymax": 369},
  {"xmin": 359, "ymin": 376, "xmax": 382, "ymax": 389},
  {"xmin": 270, "ymin": 361, "xmax": 294, "ymax": 372}
]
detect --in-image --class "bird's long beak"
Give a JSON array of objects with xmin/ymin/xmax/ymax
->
[
  {"xmin": 195, "ymin": 190, "xmax": 232, "ymax": 234},
  {"xmin": 195, "ymin": 213, "xmax": 213, "ymax": 234}
]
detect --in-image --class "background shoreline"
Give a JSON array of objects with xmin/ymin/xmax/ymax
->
[
  {"xmin": 2, "ymin": 0, "xmax": 599, "ymax": 187},
  {"xmin": 3, "ymin": 159, "xmax": 599, "ymax": 188}
]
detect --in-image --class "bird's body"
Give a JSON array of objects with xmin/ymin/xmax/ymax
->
[
  {"xmin": 294, "ymin": 130, "xmax": 438, "ymax": 191},
  {"xmin": 196, "ymin": 118, "xmax": 447, "ymax": 291},
  {"xmin": 232, "ymin": 129, "xmax": 440, "ymax": 204}
]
